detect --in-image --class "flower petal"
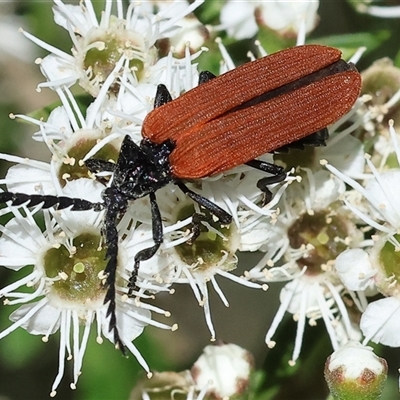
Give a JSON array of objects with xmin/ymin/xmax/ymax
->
[
  {"xmin": 360, "ymin": 297, "xmax": 400, "ymax": 346},
  {"xmin": 336, "ymin": 249, "xmax": 376, "ymax": 291}
]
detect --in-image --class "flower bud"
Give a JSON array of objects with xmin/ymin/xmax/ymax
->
[{"xmin": 324, "ymin": 341, "xmax": 387, "ymax": 400}]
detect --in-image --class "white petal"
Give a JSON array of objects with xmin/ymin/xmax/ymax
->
[
  {"xmin": 59, "ymin": 179, "xmax": 104, "ymax": 228},
  {"xmin": 319, "ymin": 135, "xmax": 365, "ymax": 178},
  {"xmin": 360, "ymin": 297, "xmax": 400, "ymax": 346},
  {"xmin": 365, "ymin": 169, "xmax": 400, "ymax": 228},
  {"xmin": 167, "ymin": 18, "xmax": 207, "ymax": 54},
  {"xmin": 220, "ymin": 2, "xmax": 258, "ymax": 40},
  {"xmin": 118, "ymin": 306, "xmax": 150, "ymax": 341},
  {"xmin": 151, "ymin": 0, "xmax": 191, "ymax": 18},
  {"xmin": 336, "ymin": 249, "xmax": 376, "ymax": 291},
  {"xmin": 100, "ymin": 303, "xmax": 149, "ymax": 343},
  {"xmin": 240, "ymin": 220, "xmax": 275, "ymax": 252},
  {"xmin": 312, "ymin": 171, "xmax": 345, "ymax": 210},
  {"xmin": 259, "ymin": 1, "xmax": 319, "ymax": 33},
  {"xmin": 47, "ymin": 106, "xmax": 74, "ymax": 136},
  {"xmin": 10, "ymin": 302, "xmax": 61, "ymax": 335},
  {"xmin": 0, "ymin": 218, "xmax": 42, "ymax": 269},
  {"xmin": 281, "ymin": 279, "xmax": 318, "ymax": 315},
  {"xmin": 53, "ymin": 3, "xmax": 91, "ymax": 33},
  {"xmin": 5, "ymin": 164, "xmax": 53, "ymax": 194},
  {"xmin": 62, "ymin": 178, "xmax": 103, "ymax": 203},
  {"xmin": 39, "ymin": 54, "xmax": 78, "ymax": 86}
]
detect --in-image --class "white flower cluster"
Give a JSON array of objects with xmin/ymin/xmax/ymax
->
[
  {"xmin": 2, "ymin": 0, "xmax": 400, "ymax": 398},
  {"xmin": 0, "ymin": 0, "xmax": 274, "ymax": 395}
]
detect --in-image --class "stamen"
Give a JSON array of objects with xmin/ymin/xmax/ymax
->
[
  {"xmin": 265, "ymin": 279, "xmax": 299, "ymax": 344},
  {"xmin": 291, "ymin": 287, "xmax": 307, "ymax": 363},
  {"xmin": 210, "ymin": 275, "xmax": 229, "ymax": 307},
  {"xmin": 51, "ymin": 311, "xmax": 68, "ymax": 395},
  {"xmin": 20, "ymin": 28, "xmax": 74, "ymax": 62}
]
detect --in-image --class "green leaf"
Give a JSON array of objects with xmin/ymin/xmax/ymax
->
[{"xmin": 309, "ymin": 31, "xmax": 390, "ymax": 54}]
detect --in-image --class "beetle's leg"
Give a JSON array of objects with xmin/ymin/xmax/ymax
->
[
  {"xmin": 154, "ymin": 84, "xmax": 173, "ymax": 108},
  {"xmin": 187, "ymin": 213, "xmax": 214, "ymax": 245},
  {"xmin": 198, "ymin": 71, "xmax": 216, "ymax": 84},
  {"xmin": 245, "ymin": 159, "xmax": 287, "ymax": 206},
  {"xmin": 273, "ymin": 128, "xmax": 329, "ymax": 153},
  {"xmin": 128, "ymin": 192, "xmax": 163, "ymax": 295},
  {"xmin": 176, "ymin": 181, "xmax": 232, "ymax": 244}
]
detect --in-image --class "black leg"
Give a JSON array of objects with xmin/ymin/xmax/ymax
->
[
  {"xmin": 273, "ymin": 128, "xmax": 329, "ymax": 153},
  {"xmin": 187, "ymin": 212, "xmax": 214, "ymax": 245},
  {"xmin": 128, "ymin": 192, "xmax": 163, "ymax": 295},
  {"xmin": 245, "ymin": 159, "xmax": 287, "ymax": 205},
  {"xmin": 176, "ymin": 181, "xmax": 232, "ymax": 244}
]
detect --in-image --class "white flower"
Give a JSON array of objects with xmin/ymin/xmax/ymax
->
[
  {"xmin": 6, "ymin": 92, "xmax": 126, "ymax": 197},
  {"xmin": 323, "ymin": 120, "xmax": 400, "ymax": 389},
  {"xmin": 324, "ymin": 122, "xmax": 400, "ymax": 286},
  {"xmin": 248, "ymin": 169, "xmax": 364, "ymax": 364},
  {"xmin": 191, "ymin": 343, "xmax": 253, "ymax": 399},
  {"xmin": 0, "ymin": 179, "xmax": 175, "ymax": 394},
  {"xmin": 127, "ymin": 175, "xmax": 274, "ymax": 339},
  {"xmin": 218, "ymin": 0, "xmax": 319, "ymax": 43},
  {"xmin": 21, "ymin": 0, "xmax": 206, "ymax": 96}
]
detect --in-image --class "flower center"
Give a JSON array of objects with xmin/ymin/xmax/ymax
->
[
  {"xmin": 83, "ymin": 36, "xmax": 144, "ymax": 84},
  {"xmin": 59, "ymin": 138, "xmax": 118, "ymax": 187},
  {"xmin": 43, "ymin": 233, "xmax": 107, "ymax": 302},
  {"xmin": 376, "ymin": 234, "xmax": 400, "ymax": 296},
  {"xmin": 79, "ymin": 17, "xmax": 157, "ymax": 95},
  {"xmin": 288, "ymin": 211, "xmax": 349, "ymax": 274},
  {"xmin": 174, "ymin": 204, "xmax": 237, "ymax": 271}
]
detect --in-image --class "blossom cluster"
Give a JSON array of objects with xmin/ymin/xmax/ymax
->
[{"xmin": 0, "ymin": 0, "xmax": 399, "ymax": 399}]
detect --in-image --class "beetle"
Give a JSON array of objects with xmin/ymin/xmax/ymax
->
[{"xmin": 0, "ymin": 44, "xmax": 361, "ymax": 353}]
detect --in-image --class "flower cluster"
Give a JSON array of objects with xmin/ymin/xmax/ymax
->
[
  {"xmin": 0, "ymin": 0, "xmax": 272, "ymax": 395},
  {"xmin": 1, "ymin": 0, "xmax": 400, "ymax": 399}
]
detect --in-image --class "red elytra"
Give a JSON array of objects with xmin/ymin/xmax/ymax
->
[{"xmin": 142, "ymin": 44, "xmax": 361, "ymax": 179}]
